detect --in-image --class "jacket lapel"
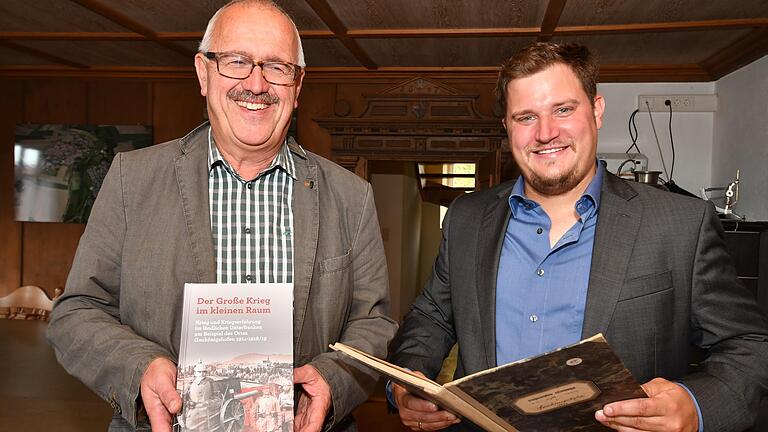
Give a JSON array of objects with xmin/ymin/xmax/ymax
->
[
  {"xmin": 174, "ymin": 124, "xmax": 216, "ymax": 284},
  {"xmin": 289, "ymin": 142, "xmax": 317, "ymax": 349},
  {"xmin": 582, "ymin": 173, "xmax": 641, "ymax": 337},
  {"xmin": 476, "ymin": 185, "xmax": 513, "ymax": 369}
]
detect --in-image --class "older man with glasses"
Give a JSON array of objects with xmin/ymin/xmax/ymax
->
[{"xmin": 47, "ymin": 1, "xmax": 397, "ymax": 432}]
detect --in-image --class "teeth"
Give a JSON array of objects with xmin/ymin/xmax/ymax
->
[
  {"xmin": 235, "ymin": 101, "xmax": 268, "ymax": 110},
  {"xmin": 536, "ymin": 147, "xmax": 563, "ymax": 155}
]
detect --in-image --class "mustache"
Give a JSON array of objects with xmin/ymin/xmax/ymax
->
[{"xmin": 227, "ymin": 89, "xmax": 279, "ymax": 104}]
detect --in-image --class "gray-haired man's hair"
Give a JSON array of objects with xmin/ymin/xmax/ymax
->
[{"xmin": 199, "ymin": 0, "xmax": 306, "ymax": 67}]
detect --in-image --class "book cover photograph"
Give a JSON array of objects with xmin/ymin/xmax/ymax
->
[
  {"xmin": 174, "ymin": 283, "xmax": 294, "ymax": 432},
  {"xmin": 332, "ymin": 334, "xmax": 646, "ymax": 432}
]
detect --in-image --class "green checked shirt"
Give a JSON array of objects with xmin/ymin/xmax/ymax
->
[{"xmin": 207, "ymin": 127, "xmax": 296, "ymax": 284}]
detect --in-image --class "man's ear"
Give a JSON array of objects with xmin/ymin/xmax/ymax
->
[
  {"xmin": 593, "ymin": 95, "xmax": 605, "ymax": 129},
  {"xmin": 502, "ymin": 117, "xmax": 507, "ymax": 130},
  {"xmin": 194, "ymin": 53, "xmax": 209, "ymax": 97},
  {"xmin": 293, "ymin": 70, "xmax": 305, "ymax": 109}
]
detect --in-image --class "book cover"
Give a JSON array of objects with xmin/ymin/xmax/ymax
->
[
  {"xmin": 175, "ymin": 283, "xmax": 294, "ymax": 432},
  {"xmin": 331, "ymin": 334, "xmax": 646, "ymax": 432}
]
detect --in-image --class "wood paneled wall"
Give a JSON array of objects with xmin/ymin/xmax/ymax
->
[
  {"xmin": 0, "ymin": 77, "xmax": 206, "ymax": 297},
  {"xmin": 0, "ymin": 75, "xmax": 496, "ymax": 298}
]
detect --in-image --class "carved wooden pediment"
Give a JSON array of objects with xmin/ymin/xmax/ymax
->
[
  {"xmin": 315, "ymin": 77, "xmax": 506, "ymax": 161},
  {"xmin": 378, "ymin": 77, "xmax": 461, "ymax": 96}
]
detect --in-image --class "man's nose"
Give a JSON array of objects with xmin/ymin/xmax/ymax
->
[
  {"xmin": 242, "ymin": 65, "xmax": 271, "ymax": 94},
  {"xmin": 536, "ymin": 116, "xmax": 559, "ymax": 143}
]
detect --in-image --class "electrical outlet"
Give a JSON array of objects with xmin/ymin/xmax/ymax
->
[{"xmin": 637, "ymin": 94, "xmax": 717, "ymax": 112}]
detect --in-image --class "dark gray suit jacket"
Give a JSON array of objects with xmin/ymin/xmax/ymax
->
[
  {"xmin": 48, "ymin": 123, "xmax": 397, "ymax": 431},
  {"xmin": 390, "ymin": 170, "xmax": 768, "ymax": 431}
]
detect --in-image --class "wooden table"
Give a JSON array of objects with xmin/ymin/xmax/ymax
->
[{"xmin": 0, "ymin": 319, "xmax": 112, "ymax": 432}]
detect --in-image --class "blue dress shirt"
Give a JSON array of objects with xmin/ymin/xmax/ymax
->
[{"xmin": 495, "ymin": 166, "xmax": 603, "ymax": 365}]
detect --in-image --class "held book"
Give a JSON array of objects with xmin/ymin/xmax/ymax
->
[
  {"xmin": 331, "ymin": 334, "xmax": 646, "ymax": 432},
  {"xmin": 174, "ymin": 283, "xmax": 294, "ymax": 432}
]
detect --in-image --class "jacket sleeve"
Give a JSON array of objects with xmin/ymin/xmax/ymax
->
[
  {"xmin": 306, "ymin": 182, "xmax": 398, "ymax": 430},
  {"xmin": 388, "ymin": 202, "xmax": 459, "ymax": 379},
  {"xmin": 682, "ymin": 203, "xmax": 768, "ymax": 431},
  {"xmin": 46, "ymin": 154, "xmax": 174, "ymax": 426}
]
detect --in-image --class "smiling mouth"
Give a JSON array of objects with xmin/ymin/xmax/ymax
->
[
  {"xmin": 533, "ymin": 146, "xmax": 567, "ymax": 155},
  {"xmin": 235, "ymin": 100, "xmax": 270, "ymax": 111}
]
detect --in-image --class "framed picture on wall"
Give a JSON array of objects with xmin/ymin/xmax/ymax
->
[{"xmin": 14, "ymin": 124, "xmax": 153, "ymax": 224}]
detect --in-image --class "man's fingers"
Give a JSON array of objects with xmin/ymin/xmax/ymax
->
[
  {"xmin": 140, "ymin": 357, "xmax": 179, "ymax": 432},
  {"xmin": 396, "ymin": 391, "xmax": 459, "ymax": 429},
  {"xmin": 400, "ymin": 392, "xmax": 439, "ymax": 412},
  {"xmin": 293, "ymin": 366, "xmax": 331, "ymax": 432},
  {"xmin": 603, "ymin": 396, "xmax": 659, "ymax": 418},
  {"xmin": 596, "ymin": 409, "xmax": 667, "ymax": 431},
  {"xmin": 407, "ymin": 418, "xmax": 461, "ymax": 431},
  {"xmin": 595, "ymin": 414, "xmax": 646, "ymax": 432}
]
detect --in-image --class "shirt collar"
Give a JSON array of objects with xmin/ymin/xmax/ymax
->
[
  {"xmin": 508, "ymin": 160, "xmax": 603, "ymax": 217},
  {"xmin": 207, "ymin": 126, "xmax": 297, "ymax": 181}
]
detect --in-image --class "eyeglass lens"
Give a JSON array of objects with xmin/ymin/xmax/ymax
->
[{"xmin": 217, "ymin": 53, "xmax": 297, "ymax": 85}]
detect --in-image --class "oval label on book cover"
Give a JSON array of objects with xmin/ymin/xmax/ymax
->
[
  {"xmin": 566, "ymin": 357, "xmax": 582, "ymax": 366},
  {"xmin": 512, "ymin": 380, "xmax": 600, "ymax": 415}
]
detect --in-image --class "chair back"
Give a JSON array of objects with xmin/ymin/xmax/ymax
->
[{"xmin": 0, "ymin": 285, "xmax": 59, "ymax": 320}]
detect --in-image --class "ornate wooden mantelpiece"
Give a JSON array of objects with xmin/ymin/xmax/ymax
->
[{"xmin": 315, "ymin": 77, "xmax": 508, "ymax": 172}]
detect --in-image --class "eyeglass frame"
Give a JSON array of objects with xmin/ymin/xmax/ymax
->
[{"xmin": 203, "ymin": 51, "xmax": 303, "ymax": 86}]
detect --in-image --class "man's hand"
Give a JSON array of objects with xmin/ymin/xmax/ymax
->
[
  {"xmin": 140, "ymin": 357, "xmax": 182, "ymax": 432},
  {"xmin": 595, "ymin": 377, "xmax": 698, "ymax": 432},
  {"xmin": 294, "ymin": 364, "xmax": 332, "ymax": 432},
  {"xmin": 393, "ymin": 371, "xmax": 460, "ymax": 431}
]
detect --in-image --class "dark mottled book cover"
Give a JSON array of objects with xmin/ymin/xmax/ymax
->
[{"xmin": 447, "ymin": 335, "xmax": 646, "ymax": 431}]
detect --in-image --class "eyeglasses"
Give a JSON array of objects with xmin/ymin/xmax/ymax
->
[{"xmin": 204, "ymin": 52, "xmax": 302, "ymax": 86}]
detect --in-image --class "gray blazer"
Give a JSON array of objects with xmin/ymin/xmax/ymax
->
[
  {"xmin": 390, "ymin": 170, "xmax": 768, "ymax": 431},
  {"xmin": 47, "ymin": 123, "xmax": 397, "ymax": 430}
]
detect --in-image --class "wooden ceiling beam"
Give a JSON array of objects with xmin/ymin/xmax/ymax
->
[
  {"xmin": 538, "ymin": 0, "xmax": 568, "ymax": 41},
  {"xmin": 67, "ymin": 0, "xmax": 195, "ymax": 58},
  {"xmin": 555, "ymin": 18, "xmax": 768, "ymax": 36},
  {"xmin": 0, "ymin": 30, "xmax": 335, "ymax": 42},
  {"xmin": 3, "ymin": 17, "xmax": 765, "ymax": 43},
  {"xmin": 303, "ymin": 0, "xmax": 377, "ymax": 69},
  {"xmin": 701, "ymin": 27, "xmax": 768, "ymax": 80},
  {"xmin": 0, "ymin": 40, "xmax": 87, "ymax": 69},
  {"xmin": 346, "ymin": 28, "xmax": 540, "ymax": 38},
  {"xmin": 0, "ymin": 63, "xmax": 715, "ymax": 82},
  {"xmin": 0, "ymin": 32, "xmax": 144, "ymax": 41},
  {"xmin": 599, "ymin": 64, "xmax": 711, "ymax": 82}
]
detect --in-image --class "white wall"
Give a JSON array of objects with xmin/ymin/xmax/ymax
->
[
  {"xmin": 713, "ymin": 55, "xmax": 768, "ymax": 221},
  {"xmin": 597, "ymin": 82, "xmax": 715, "ymax": 194}
]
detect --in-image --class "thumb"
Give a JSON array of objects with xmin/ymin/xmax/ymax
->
[{"xmin": 160, "ymin": 386, "xmax": 182, "ymax": 414}]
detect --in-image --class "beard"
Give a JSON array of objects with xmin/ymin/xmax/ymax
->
[{"xmin": 527, "ymin": 168, "xmax": 582, "ymax": 196}]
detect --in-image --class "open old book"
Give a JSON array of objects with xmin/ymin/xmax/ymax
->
[{"xmin": 331, "ymin": 334, "xmax": 646, "ymax": 432}]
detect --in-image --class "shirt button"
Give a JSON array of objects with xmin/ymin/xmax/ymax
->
[
  {"xmin": 245, "ymin": 275, "xmax": 252, "ymax": 281},
  {"xmin": 530, "ymin": 314, "xmax": 538, "ymax": 323},
  {"xmin": 247, "ymin": 182, "xmax": 253, "ymax": 189},
  {"xmin": 536, "ymin": 268, "xmax": 544, "ymax": 277},
  {"xmin": 244, "ymin": 227, "xmax": 251, "ymax": 234},
  {"xmin": 536, "ymin": 227, "xmax": 543, "ymax": 234}
]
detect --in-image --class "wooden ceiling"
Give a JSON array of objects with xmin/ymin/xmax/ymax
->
[{"xmin": 1, "ymin": 0, "xmax": 767, "ymax": 82}]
